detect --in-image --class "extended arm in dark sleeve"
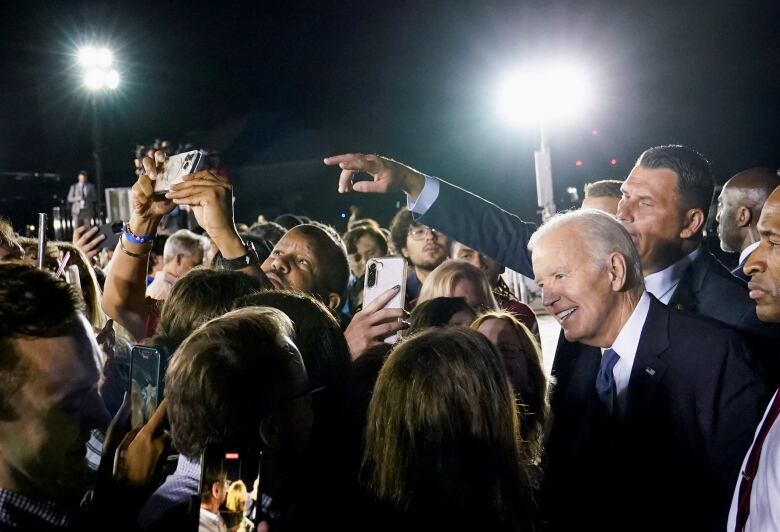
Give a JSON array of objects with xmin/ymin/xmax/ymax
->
[{"xmin": 415, "ymin": 178, "xmax": 537, "ymax": 278}]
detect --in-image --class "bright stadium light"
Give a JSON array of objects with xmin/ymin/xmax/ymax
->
[
  {"xmin": 494, "ymin": 59, "xmax": 595, "ymax": 221},
  {"xmin": 105, "ymin": 70, "xmax": 120, "ymax": 89},
  {"xmin": 77, "ymin": 45, "xmax": 119, "ymax": 91},
  {"xmin": 497, "ymin": 61, "xmax": 594, "ymax": 127},
  {"xmin": 75, "ymin": 43, "xmax": 122, "ymax": 221}
]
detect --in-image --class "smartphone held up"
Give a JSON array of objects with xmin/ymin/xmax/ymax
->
[
  {"xmin": 153, "ymin": 149, "xmax": 206, "ymax": 194},
  {"xmin": 363, "ymin": 256, "xmax": 408, "ymax": 344}
]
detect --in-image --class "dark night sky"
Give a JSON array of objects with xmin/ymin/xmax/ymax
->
[{"xmin": 1, "ymin": 0, "xmax": 779, "ymax": 228}]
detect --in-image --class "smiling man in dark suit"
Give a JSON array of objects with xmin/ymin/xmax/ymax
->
[
  {"xmin": 324, "ymin": 147, "xmax": 773, "ymax": 343},
  {"xmin": 529, "ymin": 209, "xmax": 770, "ymax": 531}
]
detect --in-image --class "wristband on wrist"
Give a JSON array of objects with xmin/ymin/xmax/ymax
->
[
  {"xmin": 123, "ymin": 223, "xmax": 155, "ymax": 245},
  {"xmin": 220, "ymin": 241, "xmax": 260, "ymax": 271},
  {"xmin": 119, "ymin": 234, "xmax": 152, "ymax": 259}
]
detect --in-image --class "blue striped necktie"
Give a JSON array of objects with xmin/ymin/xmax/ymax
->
[{"xmin": 596, "ymin": 348, "xmax": 620, "ymax": 413}]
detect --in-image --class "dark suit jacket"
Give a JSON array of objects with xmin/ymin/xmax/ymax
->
[
  {"xmin": 418, "ymin": 179, "xmax": 780, "ymax": 349},
  {"xmin": 670, "ymin": 250, "xmax": 780, "ymax": 381},
  {"xmin": 416, "ymin": 177, "xmax": 536, "ymax": 278},
  {"xmin": 544, "ymin": 297, "xmax": 771, "ymax": 532}
]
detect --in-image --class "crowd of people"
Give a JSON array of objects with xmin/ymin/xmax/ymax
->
[{"xmin": 0, "ymin": 143, "xmax": 778, "ymax": 532}]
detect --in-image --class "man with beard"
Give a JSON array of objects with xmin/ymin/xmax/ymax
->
[{"xmin": 388, "ymin": 208, "xmax": 448, "ymax": 302}]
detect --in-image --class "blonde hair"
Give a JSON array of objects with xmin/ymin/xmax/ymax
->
[
  {"xmin": 226, "ymin": 480, "xmax": 249, "ymax": 513},
  {"xmin": 471, "ymin": 311, "xmax": 552, "ymax": 463},
  {"xmin": 55, "ymin": 241, "xmax": 108, "ymax": 330},
  {"xmin": 418, "ymin": 260, "xmax": 498, "ymax": 311},
  {"xmin": 16, "ymin": 237, "xmax": 107, "ymax": 330}
]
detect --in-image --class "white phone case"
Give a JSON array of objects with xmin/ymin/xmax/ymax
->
[
  {"xmin": 363, "ymin": 256, "xmax": 408, "ymax": 344},
  {"xmin": 153, "ymin": 149, "xmax": 205, "ymax": 193}
]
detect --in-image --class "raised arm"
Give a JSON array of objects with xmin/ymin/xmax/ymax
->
[
  {"xmin": 102, "ymin": 152, "xmax": 173, "ymax": 340},
  {"xmin": 324, "ymin": 153, "xmax": 536, "ymax": 277},
  {"xmin": 103, "ymin": 151, "xmax": 269, "ymax": 340}
]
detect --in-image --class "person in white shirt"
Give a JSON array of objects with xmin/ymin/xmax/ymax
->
[
  {"xmin": 199, "ymin": 464, "xmax": 228, "ymax": 532},
  {"xmin": 715, "ymin": 167, "xmax": 780, "ymax": 282},
  {"xmin": 728, "ymin": 185, "xmax": 780, "ymax": 532},
  {"xmin": 146, "ymin": 229, "xmax": 207, "ymax": 301}
]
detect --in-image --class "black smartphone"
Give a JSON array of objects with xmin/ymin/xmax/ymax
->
[
  {"xmin": 200, "ymin": 443, "xmax": 262, "ymax": 527},
  {"xmin": 97, "ymin": 220, "xmax": 124, "ymax": 250},
  {"xmin": 129, "ymin": 345, "xmax": 164, "ymax": 429}
]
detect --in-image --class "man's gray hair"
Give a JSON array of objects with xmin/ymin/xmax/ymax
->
[
  {"xmin": 528, "ymin": 209, "xmax": 644, "ymax": 289},
  {"xmin": 163, "ymin": 229, "xmax": 208, "ymax": 264}
]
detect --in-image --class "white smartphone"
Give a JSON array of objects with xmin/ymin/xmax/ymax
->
[
  {"xmin": 153, "ymin": 149, "xmax": 206, "ymax": 194},
  {"xmin": 363, "ymin": 256, "xmax": 408, "ymax": 344}
]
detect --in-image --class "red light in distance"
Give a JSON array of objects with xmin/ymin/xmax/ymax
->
[
  {"xmin": 591, "ymin": 129, "xmax": 599, "ymax": 136},
  {"xmin": 575, "ymin": 160, "xmax": 584, "ymax": 167},
  {"xmin": 610, "ymin": 159, "xmax": 617, "ymax": 166}
]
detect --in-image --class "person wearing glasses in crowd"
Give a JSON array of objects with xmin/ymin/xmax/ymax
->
[{"xmin": 388, "ymin": 209, "xmax": 448, "ymax": 303}]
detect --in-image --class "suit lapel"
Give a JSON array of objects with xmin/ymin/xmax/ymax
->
[{"xmin": 624, "ymin": 297, "xmax": 670, "ymax": 420}]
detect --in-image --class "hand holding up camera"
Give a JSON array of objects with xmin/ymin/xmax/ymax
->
[
  {"xmin": 132, "ymin": 151, "xmax": 177, "ymax": 221},
  {"xmin": 164, "ymin": 171, "xmax": 235, "ymax": 242}
]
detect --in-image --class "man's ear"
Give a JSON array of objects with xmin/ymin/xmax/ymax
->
[
  {"xmin": 211, "ymin": 480, "xmax": 223, "ymax": 499},
  {"xmin": 175, "ymin": 254, "xmax": 184, "ymax": 266},
  {"xmin": 259, "ymin": 414, "xmax": 281, "ymax": 450},
  {"xmin": 400, "ymin": 246, "xmax": 410, "ymax": 259},
  {"xmin": 736, "ymin": 206, "xmax": 752, "ymax": 228},
  {"xmin": 607, "ymin": 252, "xmax": 629, "ymax": 292},
  {"xmin": 326, "ymin": 293, "xmax": 342, "ymax": 311},
  {"xmin": 679, "ymin": 208, "xmax": 706, "ymax": 239}
]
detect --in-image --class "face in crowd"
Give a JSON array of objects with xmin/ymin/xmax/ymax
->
[
  {"xmin": 745, "ymin": 187, "xmax": 780, "ymax": 323},
  {"xmin": 348, "ymin": 233, "xmax": 384, "ymax": 279},
  {"xmin": 616, "ymin": 166, "xmax": 693, "ymax": 275},
  {"xmin": 476, "ymin": 317, "xmax": 532, "ymax": 394},
  {"xmin": 261, "ymin": 225, "xmax": 347, "ymax": 310},
  {"xmin": 0, "ymin": 315, "xmax": 109, "ymax": 502},
  {"xmin": 532, "ymin": 213, "xmax": 639, "ymax": 347},
  {"xmin": 402, "ymin": 223, "xmax": 448, "ymax": 272},
  {"xmin": 716, "ymin": 184, "xmax": 747, "ymax": 254},
  {"xmin": 451, "ymin": 241, "xmax": 504, "ymax": 286}
]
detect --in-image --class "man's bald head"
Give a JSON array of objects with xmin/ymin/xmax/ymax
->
[
  {"xmin": 716, "ymin": 167, "xmax": 780, "ymax": 253},
  {"xmin": 744, "ymin": 186, "xmax": 780, "ymax": 322}
]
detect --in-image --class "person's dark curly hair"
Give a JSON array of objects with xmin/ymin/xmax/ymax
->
[
  {"xmin": 389, "ymin": 208, "xmax": 415, "ymax": 256},
  {"xmin": 343, "ymin": 226, "xmax": 388, "ymax": 256}
]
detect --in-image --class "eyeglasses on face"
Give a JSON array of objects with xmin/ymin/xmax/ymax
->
[{"xmin": 408, "ymin": 226, "xmax": 440, "ymax": 241}]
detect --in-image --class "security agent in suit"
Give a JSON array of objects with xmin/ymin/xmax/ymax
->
[
  {"xmin": 715, "ymin": 167, "xmax": 780, "ymax": 282},
  {"xmin": 530, "ymin": 209, "xmax": 770, "ymax": 531},
  {"xmin": 67, "ymin": 170, "xmax": 98, "ymax": 229},
  {"xmin": 726, "ymin": 185, "xmax": 780, "ymax": 532},
  {"xmin": 324, "ymin": 148, "xmax": 778, "ymax": 367}
]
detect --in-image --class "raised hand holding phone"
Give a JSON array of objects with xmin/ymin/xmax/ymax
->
[{"xmin": 344, "ymin": 283, "xmax": 410, "ymax": 359}]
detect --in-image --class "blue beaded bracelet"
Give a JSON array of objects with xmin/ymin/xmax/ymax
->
[{"xmin": 123, "ymin": 224, "xmax": 155, "ymax": 245}]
